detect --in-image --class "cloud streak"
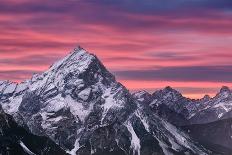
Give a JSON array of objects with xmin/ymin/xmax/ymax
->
[{"xmin": 115, "ymin": 65, "xmax": 232, "ymax": 82}]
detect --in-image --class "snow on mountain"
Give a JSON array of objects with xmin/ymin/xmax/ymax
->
[
  {"xmin": 133, "ymin": 86, "xmax": 232, "ymax": 126},
  {"xmin": 0, "ymin": 105, "xmax": 66, "ymax": 155},
  {"xmin": 0, "ymin": 46, "xmax": 210, "ymax": 155},
  {"xmin": 190, "ymin": 86, "xmax": 232, "ymax": 124},
  {"xmin": 133, "ymin": 87, "xmax": 192, "ymax": 126},
  {"xmin": 19, "ymin": 141, "xmax": 36, "ymax": 155}
]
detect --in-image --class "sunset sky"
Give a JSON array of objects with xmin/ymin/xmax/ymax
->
[{"xmin": 1, "ymin": 0, "xmax": 232, "ymax": 98}]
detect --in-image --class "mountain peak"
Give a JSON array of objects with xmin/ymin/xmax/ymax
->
[
  {"xmin": 200, "ymin": 94, "xmax": 211, "ymax": 101},
  {"xmin": 220, "ymin": 86, "xmax": 231, "ymax": 93},
  {"xmin": 214, "ymin": 86, "xmax": 231, "ymax": 99},
  {"xmin": 132, "ymin": 90, "xmax": 152, "ymax": 103},
  {"xmin": 133, "ymin": 90, "xmax": 150, "ymax": 96},
  {"xmin": 162, "ymin": 86, "xmax": 181, "ymax": 96},
  {"xmin": 25, "ymin": 46, "xmax": 116, "ymax": 94},
  {"xmin": 164, "ymin": 86, "xmax": 175, "ymax": 91},
  {"xmin": 47, "ymin": 46, "xmax": 95, "ymax": 73},
  {"xmin": 71, "ymin": 45, "xmax": 90, "ymax": 56},
  {"xmin": 152, "ymin": 86, "xmax": 182, "ymax": 102},
  {"xmin": 74, "ymin": 45, "xmax": 84, "ymax": 51}
]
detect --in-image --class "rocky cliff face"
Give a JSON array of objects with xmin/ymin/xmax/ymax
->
[
  {"xmin": 133, "ymin": 87, "xmax": 191, "ymax": 126},
  {"xmin": 0, "ymin": 47, "xmax": 210, "ymax": 155},
  {"xmin": 134, "ymin": 86, "xmax": 232, "ymax": 154},
  {"xmin": 134, "ymin": 86, "xmax": 232, "ymax": 126},
  {"xmin": 0, "ymin": 105, "xmax": 66, "ymax": 155},
  {"xmin": 189, "ymin": 86, "xmax": 232, "ymax": 124}
]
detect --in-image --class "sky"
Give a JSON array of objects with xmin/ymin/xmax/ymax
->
[{"xmin": 1, "ymin": 0, "xmax": 232, "ymax": 98}]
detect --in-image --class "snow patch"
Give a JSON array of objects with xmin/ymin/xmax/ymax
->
[
  {"xmin": 78, "ymin": 88, "xmax": 91, "ymax": 101},
  {"xmin": 66, "ymin": 95, "xmax": 93, "ymax": 122},
  {"xmin": 135, "ymin": 110, "xmax": 150, "ymax": 132},
  {"xmin": 161, "ymin": 121, "xmax": 207, "ymax": 154},
  {"xmin": 67, "ymin": 128, "xmax": 83, "ymax": 155},
  {"xmin": 125, "ymin": 121, "xmax": 141, "ymax": 155},
  {"xmin": 3, "ymin": 83, "xmax": 17, "ymax": 94},
  {"xmin": 218, "ymin": 113, "xmax": 224, "ymax": 118},
  {"xmin": 44, "ymin": 95, "xmax": 66, "ymax": 112},
  {"xmin": 2, "ymin": 95, "xmax": 23, "ymax": 114},
  {"xmin": 19, "ymin": 141, "xmax": 36, "ymax": 155},
  {"xmin": 101, "ymin": 87, "xmax": 124, "ymax": 123},
  {"xmin": 154, "ymin": 135, "xmax": 173, "ymax": 155}
]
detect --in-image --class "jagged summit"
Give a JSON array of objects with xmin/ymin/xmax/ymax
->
[
  {"xmin": 133, "ymin": 90, "xmax": 150, "ymax": 97},
  {"xmin": 219, "ymin": 86, "xmax": 231, "ymax": 93},
  {"xmin": 132, "ymin": 90, "xmax": 152, "ymax": 103},
  {"xmin": 163, "ymin": 86, "xmax": 181, "ymax": 94},
  {"xmin": 47, "ymin": 46, "xmax": 95, "ymax": 73},
  {"xmin": 152, "ymin": 86, "xmax": 182, "ymax": 101},
  {"xmin": 201, "ymin": 95, "xmax": 211, "ymax": 101},
  {"xmin": 213, "ymin": 86, "xmax": 231, "ymax": 99},
  {"xmin": 164, "ymin": 86, "xmax": 174, "ymax": 91}
]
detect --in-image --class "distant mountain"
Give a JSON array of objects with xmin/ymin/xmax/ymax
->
[
  {"xmin": 133, "ymin": 87, "xmax": 190, "ymax": 126},
  {"xmin": 189, "ymin": 86, "xmax": 232, "ymax": 124},
  {"xmin": 133, "ymin": 86, "xmax": 232, "ymax": 126},
  {"xmin": 0, "ymin": 105, "xmax": 66, "ymax": 155},
  {"xmin": 0, "ymin": 46, "xmax": 211, "ymax": 155},
  {"xmin": 134, "ymin": 86, "xmax": 232, "ymax": 154}
]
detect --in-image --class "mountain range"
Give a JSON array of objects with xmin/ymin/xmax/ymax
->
[{"xmin": 0, "ymin": 46, "xmax": 231, "ymax": 155}]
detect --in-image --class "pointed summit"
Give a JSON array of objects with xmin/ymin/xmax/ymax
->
[
  {"xmin": 152, "ymin": 86, "xmax": 182, "ymax": 101},
  {"xmin": 162, "ymin": 86, "xmax": 182, "ymax": 96},
  {"xmin": 74, "ymin": 45, "xmax": 84, "ymax": 51},
  {"xmin": 26, "ymin": 46, "xmax": 115, "ymax": 93},
  {"xmin": 201, "ymin": 95, "xmax": 211, "ymax": 101},
  {"xmin": 163, "ymin": 86, "xmax": 175, "ymax": 92},
  {"xmin": 47, "ymin": 46, "xmax": 95, "ymax": 73},
  {"xmin": 215, "ymin": 86, "xmax": 231, "ymax": 98},
  {"xmin": 132, "ymin": 90, "xmax": 152, "ymax": 103}
]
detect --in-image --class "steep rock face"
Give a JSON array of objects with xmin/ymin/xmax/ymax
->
[
  {"xmin": 133, "ymin": 87, "xmax": 191, "ymax": 126},
  {"xmin": 134, "ymin": 87, "xmax": 232, "ymax": 154},
  {"xmin": 0, "ymin": 47, "xmax": 210, "ymax": 155},
  {"xmin": 189, "ymin": 86, "xmax": 232, "ymax": 124},
  {"xmin": 134, "ymin": 86, "xmax": 232, "ymax": 126},
  {"xmin": 74, "ymin": 101, "xmax": 210, "ymax": 155},
  {"xmin": 0, "ymin": 105, "xmax": 66, "ymax": 155},
  {"xmin": 132, "ymin": 91, "xmax": 152, "ymax": 104}
]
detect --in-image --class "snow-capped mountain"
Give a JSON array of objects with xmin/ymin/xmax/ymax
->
[
  {"xmin": 133, "ymin": 86, "xmax": 232, "ymax": 126},
  {"xmin": 190, "ymin": 86, "xmax": 232, "ymax": 124},
  {"xmin": 133, "ymin": 87, "xmax": 192, "ymax": 126},
  {"xmin": 0, "ymin": 46, "xmax": 211, "ymax": 155},
  {"xmin": 0, "ymin": 105, "xmax": 66, "ymax": 155},
  {"xmin": 133, "ymin": 87, "xmax": 232, "ymax": 154}
]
